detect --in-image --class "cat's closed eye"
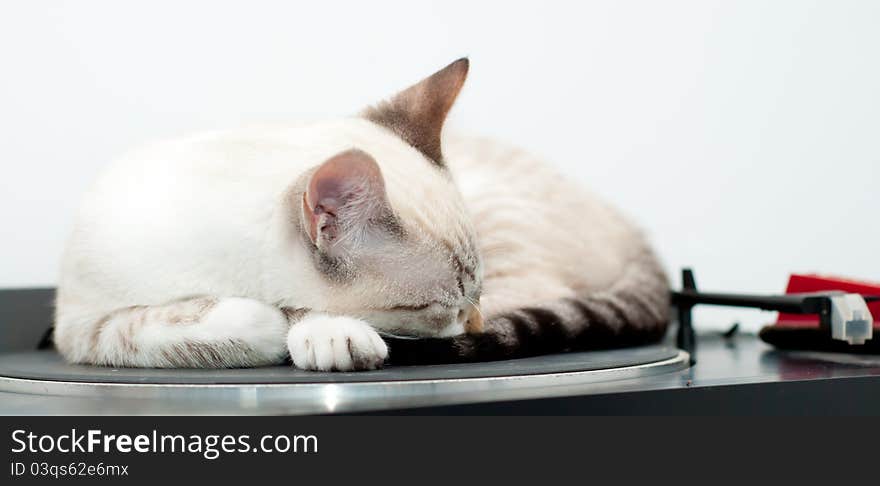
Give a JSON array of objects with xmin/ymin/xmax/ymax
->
[{"xmin": 386, "ymin": 303, "xmax": 438, "ymax": 312}]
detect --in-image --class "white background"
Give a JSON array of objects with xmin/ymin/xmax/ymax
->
[{"xmin": 1, "ymin": 1, "xmax": 878, "ymax": 331}]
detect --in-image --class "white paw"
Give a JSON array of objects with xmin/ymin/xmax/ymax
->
[
  {"xmin": 203, "ymin": 298, "xmax": 289, "ymax": 337},
  {"xmin": 198, "ymin": 298, "xmax": 290, "ymax": 362},
  {"xmin": 287, "ymin": 314, "xmax": 388, "ymax": 371}
]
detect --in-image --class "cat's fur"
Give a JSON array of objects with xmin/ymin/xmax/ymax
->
[{"xmin": 54, "ymin": 59, "xmax": 669, "ymax": 371}]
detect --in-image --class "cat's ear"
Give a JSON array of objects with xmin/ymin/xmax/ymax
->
[
  {"xmin": 301, "ymin": 149, "xmax": 394, "ymax": 252},
  {"xmin": 363, "ymin": 58, "xmax": 469, "ymax": 165}
]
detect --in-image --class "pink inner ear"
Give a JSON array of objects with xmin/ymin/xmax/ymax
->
[
  {"xmin": 303, "ymin": 149, "xmax": 385, "ymax": 247},
  {"xmin": 301, "ymin": 193, "xmax": 319, "ymax": 243}
]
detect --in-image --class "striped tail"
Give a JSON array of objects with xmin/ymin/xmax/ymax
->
[{"xmin": 386, "ymin": 249, "xmax": 671, "ymax": 365}]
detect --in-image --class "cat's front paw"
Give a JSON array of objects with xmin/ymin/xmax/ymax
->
[{"xmin": 287, "ymin": 314, "xmax": 388, "ymax": 371}]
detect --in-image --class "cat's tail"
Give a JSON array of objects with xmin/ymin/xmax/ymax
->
[{"xmin": 385, "ymin": 248, "xmax": 671, "ymax": 365}]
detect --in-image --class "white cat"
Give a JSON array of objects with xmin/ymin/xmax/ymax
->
[{"xmin": 54, "ymin": 59, "xmax": 669, "ymax": 371}]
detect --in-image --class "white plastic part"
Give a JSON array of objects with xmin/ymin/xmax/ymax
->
[{"xmin": 829, "ymin": 294, "xmax": 874, "ymax": 345}]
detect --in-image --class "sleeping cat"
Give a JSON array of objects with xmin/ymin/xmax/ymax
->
[{"xmin": 54, "ymin": 58, "xmax": 669, "ymax": 371}]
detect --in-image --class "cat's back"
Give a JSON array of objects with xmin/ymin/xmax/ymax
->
[
  {"xmin": 62, "ymin": 124, "xmax": 324, "ymax": 304},
  {"xmin": 444, "ymin": 135, "xmax": 646, "ymax": 294},
  {"xmin": 90, "ymin": 123, "xmax": 317, "ymax": 203}
]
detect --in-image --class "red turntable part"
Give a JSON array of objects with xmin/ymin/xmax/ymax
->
[{"xmin": 776, "ymin": 274, "xmax": 880, "ymax": 328}]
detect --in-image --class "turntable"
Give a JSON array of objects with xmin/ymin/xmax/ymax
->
[{"xmin": 2, "ymin": 270, "xmax": 880, "ymax": 415}]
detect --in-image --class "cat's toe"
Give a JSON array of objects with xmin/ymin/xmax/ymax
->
[
  {"xmin": 287, "ymin": 326, "xmax": 314, "ymax": 370},
  {"xmin": 344, "ymin": 325, "xmax": 388, "ymax": 371}
]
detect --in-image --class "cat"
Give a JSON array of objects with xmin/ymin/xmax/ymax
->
[{"xmin": 54, "ymin": 58, "xmax": 669, "ymax": 371}]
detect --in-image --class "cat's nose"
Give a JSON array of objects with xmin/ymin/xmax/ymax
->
[{"xmin": 463, "ymin": 300, "xmax": 483, "ymax": 334}]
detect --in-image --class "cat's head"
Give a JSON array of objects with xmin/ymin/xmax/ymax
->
[{"xmin": 297, "ymin": 58, "xmax": 483, "ymax": 338}]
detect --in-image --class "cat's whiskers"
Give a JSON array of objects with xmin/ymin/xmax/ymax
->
[{"xmin": 464, "ymin": 295, "xmax": 484, "ymax": 320}]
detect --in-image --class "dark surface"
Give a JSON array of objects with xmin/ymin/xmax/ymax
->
[
  {"xmin": 759, "ymin": 325, "xmax": 880, "ymax": 353},
  {"xmin": 0, "ymin": 345, "xmax": 678, "ymax": 384},
  {"xmin": 0, "ymin": 287, "xmax": 54, "ymax": 353}
]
